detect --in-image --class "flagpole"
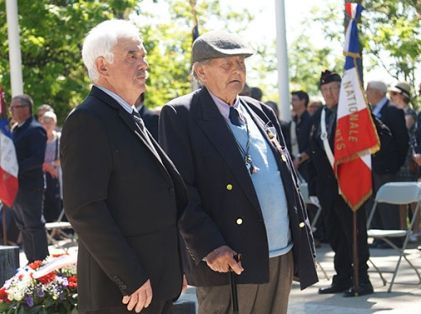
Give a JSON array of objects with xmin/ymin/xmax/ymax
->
[
  {"xmin": 274, "ymin": 0, "xmax": 291, "ymax": 122},
  {"xmin": 2, "ymin": 206, "xmax": 8, "ymax": 245},
  {"xmin": 6, "ymin": 0, "xmax": 24, "ymax": 96},
  {"xmin": 353, "ymin": 211, "xmax": 359, "ymax": 295},
  {"xmin": 189, "ymin": 0, "xmax": 200, "ymax": 91}
]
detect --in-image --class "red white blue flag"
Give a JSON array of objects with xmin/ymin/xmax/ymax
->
[
  {"xmin": 0, "ymin": 88, "xmax": 19, "ymax": 207},
  {"xmin": 334, "ymin": 3, "xmax": 379, "ymax": 211}
]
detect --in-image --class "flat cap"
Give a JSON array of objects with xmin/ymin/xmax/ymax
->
[
  {"xmin": 192, "ymin": 31, "xmax": 254, "ymax": 63},
  {"xmin": 319, "ymin": 70, "xmax": 341, "ymax": 87}
]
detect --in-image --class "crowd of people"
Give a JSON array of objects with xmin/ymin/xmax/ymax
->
[{"xmin": 1, "ymin": 18, "xmax": 421, "ymax": 314}]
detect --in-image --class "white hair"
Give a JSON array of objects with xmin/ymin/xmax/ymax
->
[
  {"xmin": 82, "ymin": 19, "xmax": 141, "ymax": 82},
  {"xmin": 367, "ymin": 80, "xmax": 387, "ymax": 95},
  {"xmin": 41, "ymin": 110, "xmax": 57, "ymax": 122}
]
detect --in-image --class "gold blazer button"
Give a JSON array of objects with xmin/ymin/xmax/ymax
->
[
  {"xmin": 299, "ymin": 222, "xmax": 305, "ymax": 228},
  {"xmin": 236, "ymin": 218, "xmax": 243, "ymax": 225},
  {"xmin": 226, "ymin": 184, "xmax": 233, "ymax": 191}
]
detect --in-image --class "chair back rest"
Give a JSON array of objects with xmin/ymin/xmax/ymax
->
[
  {"xmin": 375, "ymin": 182, "xmax": 421, "ymax": 205},
  {"xmin": 299, "ymin": 183, "xmax": 310, "ymax": 204}
]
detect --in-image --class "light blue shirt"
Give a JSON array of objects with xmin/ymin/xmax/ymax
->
[
  {"xmin": 210, "ymin": 91, "xmax": 292, "ymax": 257},
  {"xmin": 372, "ymin": 96, "xmax": 388, "ymax": 118},
  {"xmin": 96, "ymin": 85, "xmax": 139, "ymax": 115}
]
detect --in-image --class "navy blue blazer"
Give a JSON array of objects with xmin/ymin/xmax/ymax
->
[
  {"xmin": 373, "ymin": 100, "xmax": 409, "ymax": 174},
  {"xmin": 159, "ymin": 87, "xmax": 318, "ymax": 289},
  {"xmin": 12, "ymin": 116, "xmax": 47, "ymax": 190}
]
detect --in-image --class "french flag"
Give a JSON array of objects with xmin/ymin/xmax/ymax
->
[
  {"xmin": 334, "ymin": 4, "xmax": 379, "ymax": 211},
  {"xmin": 0, "ymin": 88, "xmax": 19, "ymax": 207}
]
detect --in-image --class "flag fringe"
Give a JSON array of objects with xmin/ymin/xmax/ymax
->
[
  {"xmin": 344, "ymin": 187, "xmax": 372, "ymax": 212},
  {"xmin": 343, "ymin": 51, "xmax": 360, "ymax": 59}
]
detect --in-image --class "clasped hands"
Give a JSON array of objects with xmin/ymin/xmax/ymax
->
[{"xmin": 205, "ymin": 245, "xmax": 244, "ymax": 275}]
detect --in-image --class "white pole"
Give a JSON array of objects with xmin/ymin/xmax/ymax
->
[
  {"xmin": 274, "ymin": 0, "xmax": 291, "ymax": 122},
  {"xmin": 6, "ymin": 0, "xmax": 23, "ymax": 96}
]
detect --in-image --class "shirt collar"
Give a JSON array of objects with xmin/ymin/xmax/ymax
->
[
  {"xmin": 96, "ymin": 85, "xmax": 135, "ymax": 114},
  {"xmin": 372, "ymin": 97, "xmax": 388, "ymax": 117},
  {"xmin": 208, "ymin": 89, "xmax": 241, "ymax": 121}
]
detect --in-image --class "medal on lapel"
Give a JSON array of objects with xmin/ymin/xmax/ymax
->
[
  {"xmin": 245, "ymin": 154, "xmax": 259, "ymax": 175},
  {"xmin": 264, "ymin": 125, "xmax": 288, "ymax": 163}
]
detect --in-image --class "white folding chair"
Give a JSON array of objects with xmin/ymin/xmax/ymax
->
[
  {"xmin": 45, "ymin": 209, "xmax": 76, "ymax": 250},
  {"xmin": 299, "ymin": 183, "xmax": 329, "ymax": 280},
  {"xmin": 367, "ymin": 182, "xmax": 421, "ymax": 292}
]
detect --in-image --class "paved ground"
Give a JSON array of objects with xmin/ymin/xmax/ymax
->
[
  {"xmin": 287, "ymin": 243, "xmax": 421, "ymax": 314},
  {"xmin": 178, "ymin": 243, "xmax": 421, "ymax": 313},
  {"xmin": 18, "ymin": 241, "xmax": 421, "ymax": 313}
]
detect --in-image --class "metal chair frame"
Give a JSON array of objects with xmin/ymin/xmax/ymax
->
[
  {"xmin": 299, "ymin": 182, "xmax": 329, "ymax": 280},
  {"xmin": 366, "ymin": 182, "xmax": 421, "ymax": 292}
]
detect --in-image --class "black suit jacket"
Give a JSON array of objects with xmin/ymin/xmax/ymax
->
[
  {"xmin": 286, "ymin": 111, "xmax": 312, "ymax": 158},
  {"xmin": 61, "ymin": 86, "xmax": 188, "ymax": 313},
  {"xmin": 12, "ymin": 116, "xmax": 46, "ymax": 190},
  {"xmin": 372, "ymin": 100, "xmax": 408, "ymax": 174},
  {"xmin": 159, "ymin": 87, "xmax": 317, "ymax": 289},
  {"xmin": 307, "ymin": 107, "xmax": 340, "ymax": 204},
  {"xmin": 139, "ymin": 105, "xmax": 159, "ymax": 141}
]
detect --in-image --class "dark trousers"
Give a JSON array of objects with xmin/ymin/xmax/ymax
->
[
  {"xmin": 322, "ymin": 194, "xmax": 370, "ymax": 283},
  {"xmin": 366, "ymin": 173, "xmax": 400, "ymax": 230},
  {"xmin": 43, "ymin": 172, "xmax": 62, "ymax": 222},
  {"xmin": 12, "ymin": 187, "xmax": 49, "ymax": 262}
]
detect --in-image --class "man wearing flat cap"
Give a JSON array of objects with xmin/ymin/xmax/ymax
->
[
  {"xmin": 308, "ymin": 70, "xmax": 373, "ymax": 297},
  {"xmin": 159, "ymin": 30, "xmax": 317, "ymax": 314}
]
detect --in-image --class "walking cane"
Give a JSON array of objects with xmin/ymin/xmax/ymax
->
[{"xmin": 230, "ymin": 254, "xmax": 241, "ymax": 314}]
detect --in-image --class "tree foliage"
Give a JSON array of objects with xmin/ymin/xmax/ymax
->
[
  {"xmin": 361, "ymin": 0, "xmax": 420, "ymax": 86},
  {"xmin": 0, "ymin": 0, "xmax": 138, "ymax": 124},
  {"xmin": 138, "ymin": 0, "xmax": 253, "ymax": 108},
  {"xmin": 0, "ymin": 0, "xmax": 254, "ymax": 123},
  {"xmin": 287, "ymin": 0, "xmax": 420, "ymax": 100}
]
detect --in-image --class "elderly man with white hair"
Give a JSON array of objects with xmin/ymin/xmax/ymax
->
[
  {"xmin": 365, "ymin": 81, "xmax": 408, "ymax": 248},
  {"xmin": 159, "ymin": 30, "xmax": 317, "ymax": 314},
  {"xmin": 61, "ymin": 20, "xmax": 188, "ymax": 313}
]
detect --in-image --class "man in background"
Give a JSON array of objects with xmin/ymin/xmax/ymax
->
[
  {"xmin": 366, "ymin": 81, "xmax": 408, "ymax": 248},
  {"xmin": 11, "ymin": 94, "xmax": 48, "ymax": 262},
  {"xmin": 308, "ymin": 70, "xmax": 373, "ymax": 297}
]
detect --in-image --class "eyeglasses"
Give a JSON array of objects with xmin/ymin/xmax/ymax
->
[{"xmin": 10, "ymin": 104, "xmax": 28, "ymax": 110}]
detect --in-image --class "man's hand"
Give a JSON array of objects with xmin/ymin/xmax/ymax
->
[
  {"xmin": 293, "ymin": 158, "xmax": 300, "ymax": 169},
  {"xmin": 413, "ymin": 153, "xmax": 421, "ymax": 166},
  {"xmin": 205, "ymin": 245, "xmax": 244, "ymax": 275},
  {"xmin": 42, "ymin": 162, "xmax": 58, "ymax": 177},
  {"xmin": 182, "ymin": 275, "xmax": 188, "ymax": 293},
  {"xmin": 122, "ymin": 279, "xmax": 152, "ymax": 313}
]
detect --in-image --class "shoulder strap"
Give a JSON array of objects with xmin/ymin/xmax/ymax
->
[{"xmin": 320, "ymin": 108, "xmax": 334, "ymax": 168}]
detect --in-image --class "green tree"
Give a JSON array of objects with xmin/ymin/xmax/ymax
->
[
  {"xmin": 287, "ymin": 0, "xmax": 420, "ymax": 101},
  {"xmin": 138, "ymin": 0, "xmax": 254, "ymax": 108},
  {"xmin": 0, "ymin": 0, "xmax": 254, "ymax": 121},
  {"xmin": 361, "ymin": 0, "xmax": 420, "ymax": 89},
  {"xmin": 0, "ymin": 0, "xmax": 138, "ymax": 124},
  {"xmin": 287, "ymin": 3, "xmax": 344, "ymax": 97}
]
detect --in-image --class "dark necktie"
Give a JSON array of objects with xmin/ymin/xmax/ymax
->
[
  {"xmin": 132, "ymin": 110, "xmax": 162, "ymax": 163},
  {"xmin": 229, "ymin": 107, "xmax": 244, "ymax": 126},
  {"xmin": 132, "ymin": 110, "xmax": 145, "ymax": 131}
]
